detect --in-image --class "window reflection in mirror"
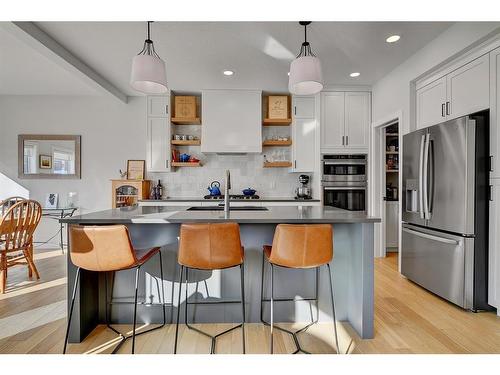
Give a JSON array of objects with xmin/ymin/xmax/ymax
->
[{"xmin": 18, "ymin": 135, "xmax": 81, "ymax": 179}]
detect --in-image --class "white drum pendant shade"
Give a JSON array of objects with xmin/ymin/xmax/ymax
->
[
  {"xmin": 130, "ymin": 54, "xmax": 168, "ymax": 94},
  {"xmin": 288, "ymin": 55, "xmax": 323, "ymax": 95}
]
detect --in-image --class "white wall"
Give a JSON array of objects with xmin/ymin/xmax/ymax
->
[
  {"xmin": 372, "ymin": 22, "xmax": 500, "ymax": 134},
  {"xmin": 0, "ymin": 95, "xmax": 146, "ymax": 244}
]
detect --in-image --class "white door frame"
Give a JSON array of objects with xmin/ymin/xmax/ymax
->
[{"xmin": 369, "ymin": 110, "xmax": 403, "ymax": 271}]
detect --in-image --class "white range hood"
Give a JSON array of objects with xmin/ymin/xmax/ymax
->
[{"xmin": 201, "ymin": 89, "xmax": 262, "ymax": 154}]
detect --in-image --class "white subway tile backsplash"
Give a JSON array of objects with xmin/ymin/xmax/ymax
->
[{"xmin": 149, "ymin": 153, "xmax": 300, "ymax": 198}]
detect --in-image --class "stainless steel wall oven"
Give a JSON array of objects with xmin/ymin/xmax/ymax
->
[{"xmin": 322, "ymin": 155, "xmax": 367, "ymax": 211}]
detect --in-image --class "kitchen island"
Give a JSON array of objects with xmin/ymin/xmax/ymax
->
[{"xmin": 61, "ymin": 205, "xmax": 380, "ymax": 343}]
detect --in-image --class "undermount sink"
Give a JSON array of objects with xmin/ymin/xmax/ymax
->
[{"xmin": 187, "ymin": 206, "xmax": 268, "ymax": 211}]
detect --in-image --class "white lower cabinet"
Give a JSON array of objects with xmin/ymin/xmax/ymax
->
[
  {"xmin": 488, "ymin": 179, "xmax": 500, "ymax": 312},
  {"xmin": 385, "ymin": 201, "xmax": 399, "ymax": 248}
]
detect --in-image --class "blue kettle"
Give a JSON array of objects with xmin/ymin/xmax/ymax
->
[{"xmin": 207, "ymin": 181, "xmax": 221, "ymax": 196}]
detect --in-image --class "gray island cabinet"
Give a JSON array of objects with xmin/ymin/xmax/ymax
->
[{"xmin": 61, "ymin": 206, "xmax": 380, "ymax": 343}]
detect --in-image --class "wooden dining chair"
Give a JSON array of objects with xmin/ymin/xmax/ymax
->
[
  {"xmin": 0, "ymin": 199, "xmax": 42, "ymax": 293},
  {"xmin": 0, "ymin": 197, "xmax": 25, "ymax": 216}
]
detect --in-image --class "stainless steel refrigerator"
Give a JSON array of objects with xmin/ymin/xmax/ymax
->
[{"xmin": 402, "ymin": 113, "xmax": 490, "ymax": 311}]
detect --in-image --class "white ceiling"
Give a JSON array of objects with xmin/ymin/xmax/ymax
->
[{"xmin": 1, "ymin": 22, "xmax": 453, "ymax": 97}]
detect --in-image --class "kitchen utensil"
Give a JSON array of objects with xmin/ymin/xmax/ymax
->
[
  {"xmin": 180, "ymin": 153, "xmax": 190, "ymax": 162},
  {"xmin": 207, "ymin": 181, "xmax": 221, "ymax": 196},
  {"xmin": 242, "ymin": 188, "xmax": 256, "ymax": 196}
]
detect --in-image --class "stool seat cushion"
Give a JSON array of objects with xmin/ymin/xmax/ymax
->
[
  {"xmin": 178, "ymin": 223, "xmax": 243, "ymax": 270},
  {"xmin": 70, "ymin": 225, "xmax": 159, "ymax": 272},
  {"xmin": 265, "ymin": 224, "xmax": 333, "ymax": 269}
]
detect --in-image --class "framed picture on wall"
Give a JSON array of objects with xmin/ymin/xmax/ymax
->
[
  {"xmin": 45, "ymin": 193, "xmax": 58, "ymax": 209},
  {"xmin": 39, "ymin": 155, "xmax": 52, "ymax": 169},
  {"xmin": 127, "ymin": 160, "xmax": 145, "ymax": 180}
]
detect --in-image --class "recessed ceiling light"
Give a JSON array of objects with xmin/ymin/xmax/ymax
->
[
  {"xmin": 350, "ymin": 72, "xmax": 361, "ymax": 78},
  {"xmin": 287, "ymin": 72, "xmax": 290, "ymax": 76},
  {"xmin": 386, "ymin": 35, "xmax": 401, "ymax": 43},
  {"xmin": 223, "ymin": 70, "xmax": 234, "ymax": 76}
]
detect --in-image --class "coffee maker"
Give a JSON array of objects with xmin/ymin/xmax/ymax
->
[{"xmin": 295, "ymin": 174, "xmax": 312, "ymax": 199}]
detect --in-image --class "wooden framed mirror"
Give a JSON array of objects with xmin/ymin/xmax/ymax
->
[{"xmin": 18, "ymin": 134, "xmax": 81, "ymax": 179}]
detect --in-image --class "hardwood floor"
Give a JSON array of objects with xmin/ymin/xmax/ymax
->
[{"xmin": 0, "ymin": 250, "xmax": 499, "ymax": 354}]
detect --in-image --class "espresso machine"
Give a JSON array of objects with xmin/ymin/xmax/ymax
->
[{"xmin": 295, "ymin": 174, "xmax": 312, "ymax": 199}]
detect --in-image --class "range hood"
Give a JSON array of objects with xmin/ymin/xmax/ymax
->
[{"xmin": 201, "ymin": 89, "xmax": 262, "ymax": 154}]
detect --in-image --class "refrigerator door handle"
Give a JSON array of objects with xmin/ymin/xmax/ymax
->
[
  {"xmin": 402, "ymin": 227, "xmax": 460, "ymax": 245},
  {"xmin": 423, "ymin": 133, "xmax": 431, "ymax": 220},
  {"xmin": 418, "ymin": 134, "xmax": 425, "ymax": 220}
]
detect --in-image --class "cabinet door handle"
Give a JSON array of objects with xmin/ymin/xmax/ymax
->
[
  {"xmin": 441, "ymin": 103, "xmax": 445, "ymax": 117},
  {"xmin": 346, "ymin": 135, "xmax": 348, "ymax": 145},
  {"xmin": 489, "ymin": 185, "xmax": 493, "ymax": 201},
  {"xmin": 166, "ymin": 105, "xmax": 168, "ymax": 114},
  {"xmin": 166, "ymin": 160, "xmax": 169, "ymax": 169},
  {"xmin": 294, "ymin": 160, "xmax": 297, "ymax": 169},
  {"xmin": 342, "ymin": 136, "xmax": 345, "ymax": 146},
  {"xmin": 294, "ymin": 106, "xmax": 297, "ymax": 116},
  {"xmin": 446, "ymin": 101, "xmax": 450, "ymax": 116}
]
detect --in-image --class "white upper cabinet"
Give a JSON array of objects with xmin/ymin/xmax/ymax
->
[
  {"xmin": 293, "ymin": 96, "xmax": 315, "ymax": 118},
  {"xmin": 146, "ymin": 95, "xmax": 171, "ymax": 172},
  {"xmin": 416, "ymin": 77, "xmax": 447, "ymax": 129},
  {"xmin": 321, "ymin": 91, "xmax": 370, "ymax": 152},
  {"xmin": 447, "ymin": 54, "xmax": 489, "ymax": 120},
  {"xmin": 291, "ymin": 96, "xmax": 316, "ymax": 172},
  {"xmin": 321, "ymin": 92, "xmax": 345, "ymax": 150},
  {"xmin": 416, "ymin": 54, "xmax": 489, "ymax": 129},
  {"xmin": 201, "ymin": 90, "xmax": 262, "ymax": 153},
  {"xmin": 344, "ymin": 92, "xmax": 370, "ymax": 149},
  {"xmin": 490, "ymin": 46, "xmax": 500, "ymax": 179},
  {"xmin": 148, "ymin": 96, "xmax": 169, "ymax": 117}
]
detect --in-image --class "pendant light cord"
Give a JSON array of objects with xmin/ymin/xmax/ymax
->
[
  {"xmin": 304, "ymin": 23, "xmax": 307, "ymax": 44},
  {"xmin": 147, "ymin": 21, "xmax": 152, "ymax": 42}
]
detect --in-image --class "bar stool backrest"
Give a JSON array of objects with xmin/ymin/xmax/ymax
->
[
  {"xmin": 0, "ymin": 199, "xmax": 42, "ymax": 253},
  {"xmin": 178, "ymin": 222, "xmax": 243, "ymax": 270},
  {"xmin": 269, "ymin": 224, "xmax": 333, "ymax": 268},
  {"xmin": 69, "ymin": 225, "xmax": 138, "ymax": 272}
]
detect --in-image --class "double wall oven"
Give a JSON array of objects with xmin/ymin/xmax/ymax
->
[{"xmin": 322, "ymin": 154, "xmax": 367, "ymax": 211}]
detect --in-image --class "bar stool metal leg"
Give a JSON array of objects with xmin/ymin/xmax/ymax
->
[
  {"xmin": 105, "ymin": 252, "xmax": 167, "ymax": 354},
  {"xmin": 131, "ymin": 265, "xmax": 140, "ymax": 354},
  {"xmin": 173, "ymin": 265, "xmax": 184, "ymax": 354},
  {"xmin": 63, "ymin": 267, "xmax": 81, "ymax": 354},
  {"xmin": 327, "ymin": 263, "xmax": 340, "ymax": 354},
  {"xmin": 260, "ymin": 256, "xmax": 321, "ymax": 354},
  {"xmin": 240, "ymin": 264, "xmax": 246, "ymax": 354},
  {"xmin": 270, "ymin": 263, "xmax": 274, "ymax": 354},
  {"xmin": 175, "ymin": 265, "xmax": 246, "ymax": 354}
]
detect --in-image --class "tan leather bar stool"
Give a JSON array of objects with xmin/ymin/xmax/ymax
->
[
  {"xmin": 63, "ymin": 225, "xmax": 166, "ymax": 354},
  {"xmin": 174, "ymin": 222, "xmax": 246, "ymax": 354},
  {"xmin": 260, "ymin": 224, "xmax": 339, "ymax": 354}
]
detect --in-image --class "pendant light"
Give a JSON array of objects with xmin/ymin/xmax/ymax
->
[
  {"xmin": 130, "ymin": 21, "xmax": 168, "ymax": 94},
  {"xmin": 288, "ymin": 21, "xmax": 323, "ymax": 95}
]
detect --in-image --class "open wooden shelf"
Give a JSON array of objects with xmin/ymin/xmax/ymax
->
[
  {"xmin": 386, "ymin": 133, "xmax": 399, "ymax": 136},
  {"xmin": 171, "ymin": 161, "xmax": 202, "ymax": 167},
  {"xmin": 171, "ymin": 117, "xmax": 201, "ymax": 125},
  {"xmin": 263, "ymin": 161, "xmax": 292, "ymax": 168},
  {"xmin": 386, "ymin": 151, "xmax": 399, "ymax": 154},
  {"xmin": 263, "ymin": 118, "xmax": 292, "ymax": 126},
  {"xmin": 262, "ymin": 140, "xmax": 292, "ymax": 147},
  {"xmin": 171, "ymin": 140, "xmax": 201, "ymax": 146},
  {"xmin": 386, "ymin": 169, "xmax": 399, "ymax": 173}
]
